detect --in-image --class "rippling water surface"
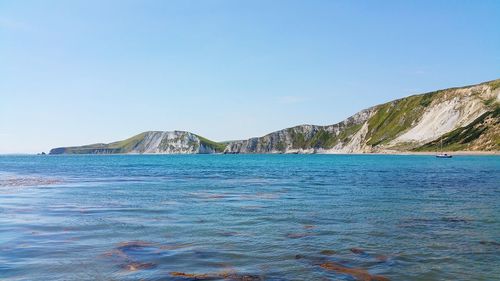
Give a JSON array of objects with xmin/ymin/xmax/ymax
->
[{"xmin": 0, "ymin": 155, "xmax": 499, "ymax": 281}]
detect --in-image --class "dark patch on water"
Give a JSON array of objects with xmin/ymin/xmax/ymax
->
[
  {"xmin": 170, "ymin": 271, "xmax": 264, "ymax": 281},
  {"xmin": 398, "ymin": 216, "xmax": 473, "ymax": 230},
  {"xmin": 0, "ymin": 176, "xmax": 62, "ymax": 187},
  {"xmin": 350, "ymin": 248, "xmax": 366, "ymax": 254},
  {"xmin": 319, "ymin": 250, "xmax": 336, "ymax": 256},
  {"xmin": 479, "ymin": 240, "xmax": 500, "ymax": 247},
  {"xmin": 286, "ymin": 233, "xmax": 314, "ymax": 239},
  {"xmin": 319, "ymin": 262, "xmax": 390, "ymax": 281},
  {"xmin": 103, "ymin": 240, "xmax": 163, "ymax": 272}
]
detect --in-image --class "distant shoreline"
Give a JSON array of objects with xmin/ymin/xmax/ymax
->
[{"xmin": 2, "ymin": 151, "xmax": 499, "ymax": 156}]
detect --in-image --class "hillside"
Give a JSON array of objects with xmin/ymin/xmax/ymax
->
[
  {"xmin": 49, "ymin": 131, "xmax": 226, "ymax": 154},
  {"xmin": 50, "ymin": 79, "xmax": 500, "ymax": 154},
  {"xmin": 225, "ymin": 79, "xmax": 500, "ymax": 153}
]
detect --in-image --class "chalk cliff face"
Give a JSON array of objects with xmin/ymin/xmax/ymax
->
[
  {"xmin": 224, "ymin": 108, "xmax": 375, "ymax": 154},
  {"xmin": 49, "ymin": 131, "xmax": 226, "ymax": 154},
  {"xmin": 224, "ymin": 79, "xmax": 500, "ymax": 153},
  {"xmin": 50, "ymin": 79, "xmax": 499, "ymax": 154}
]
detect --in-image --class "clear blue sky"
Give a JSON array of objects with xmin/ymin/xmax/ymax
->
[{"xmin": 1, "ymin": 0, "xmax": 499, "ymax": 153}]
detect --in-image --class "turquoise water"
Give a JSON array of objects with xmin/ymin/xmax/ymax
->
[{"xmin": 0, "ymin": 155, "xmax": 499, "ymax": 281}]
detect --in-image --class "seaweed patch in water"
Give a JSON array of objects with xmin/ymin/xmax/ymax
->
[
  {"xmin": 399, "ymin": 217, "xmax": 472, "ymax": 228},
  {"xmin": 159, "ymin": 243, "xmax": 194, "ymax": 250},
  {"xmin": 116, "ymin": 240, "xmax": 156, "ymax": 252},
  {"xmin": 294, "ymin": 254, "xmax": 305, "ymax": 259},
  {"xmin": 319, "ymin": 250, "xmax": 336, "ymax": 256},
  {"xmin": 375, "ymin": 255, "xmax": 389, "ymax": 262},
  {"xmin": 102, "ymin": 249, "xmax": 129, "ymax": 259},
  {"xmin": 171, "ymin": 271, "xmax": 217, "ymax": 280},
  {"xmin": 320, "ymin": 262, "xmax": 390, "ymax": 281},
  {"xmin": 0, "ymin": 176, "xmax": 62, "ymax": 187},
  {"xmin": 479, "ymin": 240, "xmax": 500, "ymax": 247},
  {"xmin": 441, "ymin": 217, "xmax": 472, "ymax": 223},
  {"xmin": 170, "ymin": 271, "xmax": 263, "ymax": 281},
  {"xmin": 350, "ymin": 248, "xmax": 366, "ymax": 254},
  {"xmin": 101, "ymin": 240, "xmax": 162, "ymax": 272}
]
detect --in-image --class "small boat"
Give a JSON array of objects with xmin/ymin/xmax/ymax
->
[
  {"xmin": 435, "ymin": 138, "xmax": 452, "ymax": 158},
  {"xmin": 436, "ymin": 153, "xmax": 452, "ymax": 158}
]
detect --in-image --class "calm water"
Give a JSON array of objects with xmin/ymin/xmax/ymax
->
[{"xmin": 0, "ymin": 155, "xmax": 499, "ymax": 281}]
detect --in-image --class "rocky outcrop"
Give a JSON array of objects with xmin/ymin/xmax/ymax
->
[
  {"xmin": 224, "ymin": 107, "xmax": 376, "ymax": 154},
  {"xmin": 49, "ymin": 131, "xmax": 226, "ymax": 154}
]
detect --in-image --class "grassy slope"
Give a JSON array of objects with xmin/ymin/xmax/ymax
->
[
  {"xmin": 282, "ymin": 122, "xmax": 363, "ymax": 151},
  {"xmin": 411, "ymin": 79, "xmax": 500, "ymax": 151},
  {"xmin": 51, "ymin": 132, "xmax": 227, "ymax": 154},
  {"xmin": 414, "ymin": 107, "xmax": 500, "ymax": 151},
  {"xmin": 51, "ymin": 132, "xmax": 148, "ymax": 154},
  {"xmin": 364, "ymin": 92, "xmax": 438, "ymax": 146},
  {"xmin": 277, "ymin": 89, "xmax": 437, "ymax": 151},
  {"xmin": 106, "ymin": 132, "xmax": 149, "ymax": 151},
  {"xmin": 488, "ymin": 79, "xmax": 500, "ymax": 91},
  {"xmin": 365, "ymin": 79, "xmax": 500, "ymax": 150},
  {"xmin": 195, "ymin": 135, "xmax": 227, "ymax": 153},
  {"xmin": 275, "ymin": 83, "xmax": 446, "ymax": 151},
  {"xmin": 253, "ymin": 80, "xmax": 492, "ymax": 152}
]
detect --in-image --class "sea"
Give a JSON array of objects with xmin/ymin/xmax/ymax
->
[{"xmin": 0, "ymin": 154, "xmax": 499, "ymax": 281}]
